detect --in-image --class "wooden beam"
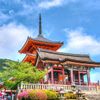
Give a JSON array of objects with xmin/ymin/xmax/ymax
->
[
  {"xmin": 62, "ymin": 61, "xmax": 100, "ymax": 67},
  {"xmin": 53, "ymin": 70, "xmax": 62, "ymax": 72},
  {"xmin": 42, "ymin": 60, "xmax": 60, "ymax": 64}
]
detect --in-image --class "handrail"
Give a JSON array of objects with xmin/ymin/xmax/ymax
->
[
  {"xmin": 17, "ymin": 82, "xmax": 100, "ymax": 92},
  {"xmin": 18, "ymin": 82, "xmax": 72, "ymax": 91}
]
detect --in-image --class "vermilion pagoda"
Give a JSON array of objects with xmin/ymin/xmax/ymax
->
[{"xmin": 19, "ymin": 14, "xmax": 100, "ymax": 85}]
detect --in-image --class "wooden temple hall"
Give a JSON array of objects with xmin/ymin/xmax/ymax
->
[{"xmin": 19, "ymin": 14, "xmax": 100, "ymax": 86}]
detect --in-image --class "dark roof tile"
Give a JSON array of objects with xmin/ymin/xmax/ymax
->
[
  {"xmin": 38, "ymin": 48, "xmax": 92, "ymax": 62},
  {"xmin": 29, "ymin": 35, "xmax": 63, "ymax": 44}
]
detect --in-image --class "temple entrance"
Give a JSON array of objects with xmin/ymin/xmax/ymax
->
[
  {"xmin": 54, "ymin": 72, "xmax": 59, "ymax": 84},
  {"xmin": 64, "ymin": 69, "xmax": 71, "ymax": 84},
  {"xmin": 73, "ymin": 71, "xmax": 86, "ymax": 85},
  {"xmin": 46, "ymin": 65, "xmax": 65, "ymax": 84},
  {"xmin": 45, "ymin": 66, "xmax": 89, "ymax": 85},
  {"xmin": 48, "ymin": 71, "xmax": 64, "ymax": 84},
  {"xmin": 54, "ymin": 71, "xmax": 64, "ymax": 84},
  {"xmin": 73, "ymin": 71, "xmax": 79, "ymax": 85}
]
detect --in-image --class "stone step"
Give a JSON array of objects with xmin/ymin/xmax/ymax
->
[{"xmin": 85, "ymin": 94, "xmax": 100, "ymax": 100}]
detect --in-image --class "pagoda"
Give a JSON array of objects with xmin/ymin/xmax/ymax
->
[
  {"xmin": 19, "ymin": 14, "xmax": 100, "ymax": 86},
  {"xmin": 19, "ymin": 14, "xmax": 63, "ymax": 65}
]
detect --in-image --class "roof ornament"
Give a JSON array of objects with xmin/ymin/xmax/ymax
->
[{"xmin": 38, "ymin": 13, "xmax": 42, "ymax": 37}]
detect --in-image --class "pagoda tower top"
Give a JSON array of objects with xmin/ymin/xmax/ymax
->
[
  {"xmin": 38, "ymin": 13, "xmax": 42, "ymax": 37},
  {"xmin": 19, "ymin": 14, "xmax": 63, "ymax": 54}
]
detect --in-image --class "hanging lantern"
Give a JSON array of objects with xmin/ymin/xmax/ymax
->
[
  {"xmin": 54, "ymin": 64, "xmax": 57, "ymax": 67},
  {"xmin": 58, "ymin": 64, "xmax": 62, "ymax": 68}
]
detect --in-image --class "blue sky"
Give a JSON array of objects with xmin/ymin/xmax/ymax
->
[{"xmin": 0, "ymin": 0, "xmax": 100, "ymax": 82}]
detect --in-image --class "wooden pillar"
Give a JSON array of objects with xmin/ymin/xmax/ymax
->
[
  {"xmin": 62, "ymin": 67, "xmax": 65, "ymax": 84},
  {"xmin": 78, "ymin": 71, "xmax": 81, "ymax": 85},
  {"xmin": 51, "ymin": 67, "xmax": 54, "ymax": 84},
  {"xmin": 87, "ymin": 69, "xmax": 90, "ymax": 85},
  {"xmin": 82, "ymin": 74, "xmax": 84, "ymax": 84},
  {"xmin": 70, "ymin": 69, "xmax": 74, "ymax": 85}
]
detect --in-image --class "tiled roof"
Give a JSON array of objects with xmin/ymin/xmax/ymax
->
[
  {"xmin": 29, "ymin": 35, "xmax": 63, "ymax": 44},
  {"xmin": 37, "ymin": 48, "xmax": 93, "ymax": 62}
]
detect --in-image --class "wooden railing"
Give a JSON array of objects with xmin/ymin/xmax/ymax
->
[
  {"xmin": 18, "ymin": 82, "xmax": 72, "ymax": 91},
  {"xmin": 76, "ymin": 85, "xmax": 98, "ymax": 91},
  {"xmin": 17, "ymin": 82, "xmax": 100, "ymax": 92}
]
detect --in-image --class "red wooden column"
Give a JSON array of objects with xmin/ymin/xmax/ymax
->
[
  {"xmin": 87, "ymin": 69, "xmax": 90, "ymax": 85},
  {"xmin": 51, "ymin": 67, "xmax": 54, "ymax": 84},
  {"xmin": 70, "ymin": 69, "xmax": 74, "ymax": 85},
  {"xmin": 62, "ymin": 67, "xmax": 65, "ymax": 84},
  {"xmin": 78, "ymin": 71, "xmax": 81, "ymax": 85}
]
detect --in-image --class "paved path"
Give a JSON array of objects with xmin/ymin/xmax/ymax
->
[{"xmin": 85, "ymin": 93, "xmax": 100, "ymax": 100}]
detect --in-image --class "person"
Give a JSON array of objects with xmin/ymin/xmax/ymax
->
[
  {"xmin": 59, "ymin": 88, "xmax": 65, "ymax": 97},
  {"xmin": 64, "ymin": 75, "xmax": 68, "ymax": 84},
  {"xmin": 97, "ymin": 80, "xmax": 99, "ymax": 85},
  {"xmin": 44, "ymin": 75, "xmax": 48, "ymax": 83},
  {"xmin": 7, "ymin": 93, "xmax": 11, "ymax": 100},
  {"xmin": 0, "ymin": 91, "xmax": 3, "ymax": 99},
  {"xmin": 12, "ymin": 94, "xmax": 15, "ymax": 100}
]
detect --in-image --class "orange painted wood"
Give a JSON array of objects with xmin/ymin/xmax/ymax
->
[{"xmin": 19, "ymin": 38, "xmax": 62, "ymax": 54}]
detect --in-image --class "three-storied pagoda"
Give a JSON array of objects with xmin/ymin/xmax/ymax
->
[
  {"xmin": 19, "ymin": 14, "xmax": 100, "ymax": 85},
  {"xmin": 19, "ymin": 14, "xmax": 63, "ymax": 65}
]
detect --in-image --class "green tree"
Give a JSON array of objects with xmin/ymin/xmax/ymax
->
[{"xmin": 0, "ymin": 61, "xmax": 45, "ymax": 89}]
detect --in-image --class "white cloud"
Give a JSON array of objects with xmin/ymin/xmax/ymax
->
[
  {"xmin": 59, "ymin": 28, "xmax": 100, "ymax": 82},
  {"xmin": 38, "ymin": 0, "xmax": 76, "ymax": 9},
  {"xmin": 59, "ymin": 28, "xmax": 100, "ymax": 56},
  {"xmin": 0, "ymin": 23, "xmax": 34, "ymax": 61},
  {"xmin": 38, "ymin": 0, "xmax": 100, "ymax": 10},
  {"xmin": 39, "ymin": 0, "xmax": 64, "ymax": 9}
]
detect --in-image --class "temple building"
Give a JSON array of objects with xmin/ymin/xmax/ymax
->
[{"xmin": 19, "ymin": 14, "xmax": 100, "ymax": 85}]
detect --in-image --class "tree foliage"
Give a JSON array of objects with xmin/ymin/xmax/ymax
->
[{"xmin": 0, "ymin": 60, "xmax": 45, "ymax": 89}]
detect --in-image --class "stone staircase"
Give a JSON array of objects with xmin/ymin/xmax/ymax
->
[
  {"xmin": 75, "ymin": 93, "xmax": 87, "ymax": 100},
  {"xmin": 85, "ymin": 94, "xmax": 100, "ymax": 100}
]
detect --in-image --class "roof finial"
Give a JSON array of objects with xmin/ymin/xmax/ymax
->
[{"xmin": 39, "ymin": 13, "xmax": 42, "ymax": 36}]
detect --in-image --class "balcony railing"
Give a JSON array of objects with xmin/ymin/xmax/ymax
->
[
  {"xmin": 17, "ymin": 82, "xmax": 100, "ymax": 93},
  {"xmin": 18, "ymin": 82, "xmax": 72, "ymax": 91}
]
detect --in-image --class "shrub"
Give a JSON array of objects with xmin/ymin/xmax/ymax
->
[
  {"xmin": 44, "ymin": 90, "xmax": 59, "ymax": 100},
  {"xmin": 18, "ymin": 89, "xmax": 59, "ymax": 100},
  {"xmin": 18, "ymin": 91, "xmax": 28, "ymax": 100},
  {"xmin": 27, "ymin": 89, "xmax": 37, "ymax": 100},
  {"xmin": 28, "ymin": 89, "xmax": 47, "ymax": 100},
  {"xmin": 35, "ymin": 90, "xmax": 47, "ymax": 100},
  {"xmin": 64, "ymin": 92, "xmax": 77, "ymax": 99},
  {"xmin": 18, "ymin": 89, "xmax": 47, "ymax": 100}
]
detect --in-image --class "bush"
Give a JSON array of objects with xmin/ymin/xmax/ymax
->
[
  {"xmin": 18, "ymin": 89, "xmax": 59, "ymax": 100},
  {"xmin": 64, "ymin": 92, "xmax": 77, "ymax": 99},
  {"xmin": 27, "ymin": 89, "xmax": 37, "ymax": 100},
  {"xmin": 36, "ymin": 90, "xmax": 47, "ymax": 100},
  {"xmin": 44, "ymin": 90, "xmax": 59, "ymax": 100},
  {"xmin": 18, "ymin": 91, "xmax": 28, "ymax": 100}
]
